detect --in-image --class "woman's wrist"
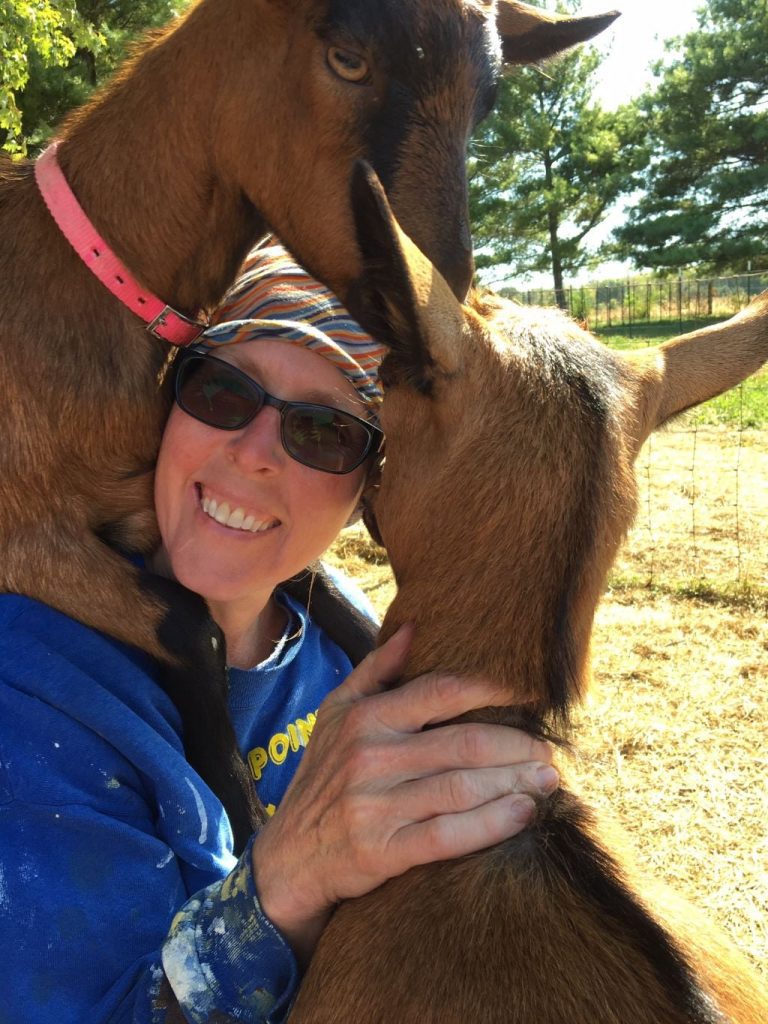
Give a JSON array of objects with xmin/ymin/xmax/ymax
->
[{"xmin": 250, "ymin": 828, "xmax": 332, "ymax": 968}]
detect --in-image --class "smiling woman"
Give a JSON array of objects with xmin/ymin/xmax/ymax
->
[
  {"xmin": 153, "ymin": 339, "xmax": 374, "ymax": 667},
  {"xmin": 0, "ymin": 243, "xmax": 561, "ymax": 1023}
]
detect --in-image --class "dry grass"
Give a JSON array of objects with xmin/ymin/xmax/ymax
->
[
  {"xmin": 326, "ymin": 428, "xmax": 768, "ymax": 976},
  {"xmin": 620, "ymin": 425, "xmax": 768, "ymax": 590},
  {"xmin": 578, "ymin": 591, "xmax": 767, "ymax": 977}
]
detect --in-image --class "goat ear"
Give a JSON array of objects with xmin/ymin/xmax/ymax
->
[
  {"xmin": 629, "ymin": 291, "xmax": 768, "ymax": 441},
  {"xmin": 346, "ymin": 161, "xmax": 465, "ymax": 395},
  {"xmin": 496, "ymin": 0, "xmax": 619, "ymax": 64}
]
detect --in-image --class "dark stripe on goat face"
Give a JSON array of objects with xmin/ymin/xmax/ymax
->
[{"xmin": 322, "ymin": 0, "xmax": 498, "ymax": 295}]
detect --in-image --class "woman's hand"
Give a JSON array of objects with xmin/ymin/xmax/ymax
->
[{"xmin": 250, "ymin": 624, "xmax": 558, "ymax": 963}]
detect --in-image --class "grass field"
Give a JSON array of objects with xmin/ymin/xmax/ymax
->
[
  {"xmin": 328, "ymin": 526, "xmax": 767, "ymax": 979},
  {"xmin": 327, "ymin": 321, "xmax": 768, "ymax": 977}
]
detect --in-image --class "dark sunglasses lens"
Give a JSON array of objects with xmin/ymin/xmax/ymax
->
[
  {"xmin": 177, "ymin": 357, "xmax": 260, "ymax": 429},
  {"xmin": 284, "ymin": 406, "xmax": 372, "ymax": 473}
]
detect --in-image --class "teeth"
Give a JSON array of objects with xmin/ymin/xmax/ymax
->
[{"xmin": 200, "ymin": 492, "xmax": 277, "ymax": 533}]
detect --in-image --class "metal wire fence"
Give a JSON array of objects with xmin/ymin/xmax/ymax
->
[
  {"xmin": 505, "ymin": 272, "xmax": 768, "ymax": 335},
  {"xmin": 505, "ymin": 273, "xmax": 768, "ymax": 593}
]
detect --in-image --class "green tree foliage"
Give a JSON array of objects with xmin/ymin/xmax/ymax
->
[
  {"xmin": 1, "ymin": 0, "xmax": 186, "ymax": 156},
  {"xmin": 614, "ymin": 0, "xmax": 768, "ymax": 274},
  {"xmin": 0, "ymin": 0, "xmax": 100, "ymax": 153},
  {"xmin": 469, "ymin": 16, "xmax": 640, "ymax": 307}
]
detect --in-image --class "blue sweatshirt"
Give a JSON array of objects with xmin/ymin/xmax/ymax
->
[{"xmin": 0, "ymin": 572, "xmax": 375, "ymax": 1023}]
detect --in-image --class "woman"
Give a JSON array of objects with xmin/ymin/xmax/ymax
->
[{"xmin": 0, "ymin": 247, "xmax": 557, "ymax": 1023}]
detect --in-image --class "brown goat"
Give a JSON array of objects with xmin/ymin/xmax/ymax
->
[
  {"xmin": 289, "ymin": 167, "xmax": 768, "ymax": 1023},
  {"xmin": 0, "ymin": 0, "xmax": 617, "ymax": 848}
]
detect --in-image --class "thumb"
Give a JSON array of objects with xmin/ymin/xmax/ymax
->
[{"xmin": 326, "ymin": 623, "xmax": 414, "ymax": 706}]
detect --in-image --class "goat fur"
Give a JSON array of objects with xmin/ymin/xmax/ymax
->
[
  {"xmin": 0, "ymin": 0, "xmax": 615, "ymax": 853},
  {"xmin": 288, "ymin": 165, "xmax": 768, "ymax": 1024}
]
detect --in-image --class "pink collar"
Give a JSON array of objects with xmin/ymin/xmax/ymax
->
[{"xmin": 34, "ymin": 141, "xmax": 208, "ymax": 347}]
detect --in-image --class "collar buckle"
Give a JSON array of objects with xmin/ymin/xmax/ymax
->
[{"xmin": 146, "ymin": 306, "xmax": 209, "ymax": 347}]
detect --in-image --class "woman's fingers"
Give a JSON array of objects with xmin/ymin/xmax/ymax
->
[
  {"xmin": 327, "ymin": 763, "xmax": 557, "ymax": 866},
  {"xmin": 389, "ymin": 794, "xmax": 538, "ymax": 871},
  {"xmin": 333, "ymin": 722, "xmax": 554, "ymax": 788},
  {"xmin": 394, "ymin": 762, "xmax": 559, "ymax": 821},
  {"xmin": 366, "ymin": 670, "xmax": 517, "ymax": 733},
  {"xmin": 324, "ymin": 631, "xmax": 517, "ymax": 733}
]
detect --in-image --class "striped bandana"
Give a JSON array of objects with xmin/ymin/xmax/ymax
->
[{"xmin": 201, "ymin": 244, "xmax": 386, "ymax": 404}]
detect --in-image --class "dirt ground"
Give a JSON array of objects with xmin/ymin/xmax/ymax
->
[{"xmin": 326, "ymin": 425, "xmax": 768, "ymax": 977}]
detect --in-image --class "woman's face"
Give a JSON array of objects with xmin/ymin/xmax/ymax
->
[{"xmin": 154, "ymin": 340, "xmax": 369, "ymax": 607}]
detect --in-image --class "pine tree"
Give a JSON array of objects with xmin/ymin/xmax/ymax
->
[
  {"xmin": 614, "ymin": 0, "xmax": 768, "ymax": 273},
  {"xmin": 469, "ymin": 15, "xmax": 639, "ymax": 307}
]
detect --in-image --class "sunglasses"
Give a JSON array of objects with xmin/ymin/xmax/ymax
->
[{"xmin": 174, "ymin": 351, "xmax": 383, "ymax": 475}]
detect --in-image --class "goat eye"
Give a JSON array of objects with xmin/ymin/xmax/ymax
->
[{"xmin": 327, "ymin": 46, "xmax": 369, "ymax": 83}]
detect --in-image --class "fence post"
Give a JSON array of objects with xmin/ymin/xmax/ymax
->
[{"xmin": 627, "ymin": 278, "xmax": 633, "ymax": 338}]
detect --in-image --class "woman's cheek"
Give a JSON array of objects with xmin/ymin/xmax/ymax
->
[{"xmin": 154, "ymin": 414, "xmax": 208, "ymax": 548}]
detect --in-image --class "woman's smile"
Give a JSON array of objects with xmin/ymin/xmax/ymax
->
[{"xmin": 196, "ymin": 483, "xmax": 281, "ymax": 534}]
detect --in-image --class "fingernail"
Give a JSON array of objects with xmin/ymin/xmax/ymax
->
[
  {"xmin": 535, "ymin": 765, "xmax": 559, "ymax": 794},
  {"xmin": 389, "ymin": 622, "xmax": 415, "ymax": 647}
]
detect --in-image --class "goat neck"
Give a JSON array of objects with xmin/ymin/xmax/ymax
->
[
  {"xmin": 374, "ymin": 303, "xmax": 635, "ymax": 733},
  {"xmin": 56, "ymin": 2, "xmax": 267, "ymax": 316},
  {"xmin": 347, "ymin": 163, "xmax": 628, "ymax": 729}
]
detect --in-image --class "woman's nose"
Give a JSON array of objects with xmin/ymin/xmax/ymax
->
[{"xmin": 226, "ymin": 406, "xmax": 285, "ymax": 473}]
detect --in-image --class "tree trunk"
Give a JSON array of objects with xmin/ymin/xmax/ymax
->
[{"xmin": 543, "ymin": 145, "xmax": 568, "ymax": 310}]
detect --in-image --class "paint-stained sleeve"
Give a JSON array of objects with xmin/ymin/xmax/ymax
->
[
  {"xmin": 161, "ymin": 835, "xmax": 298, "ymax": 1023},
  {"xmin": 0, "ymin": 597, "xmax": 302, "ymax": 1024}
]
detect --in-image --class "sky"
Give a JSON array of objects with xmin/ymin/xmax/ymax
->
[
  {"xmin": 588, "ymin": 0, "xmax": 704, "ymax": 109},
  {"xmin": 487, "ymin": 0, "xmax": 706, "ymax": 288}
]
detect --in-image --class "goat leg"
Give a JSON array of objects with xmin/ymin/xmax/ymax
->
[
  {"xmin": 2, "ymin": 525, "xmax": 262, "ymax": 851},
  {"xmin": 140, "ymin": 571, "xmax": 265, "ymax": 851}
]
